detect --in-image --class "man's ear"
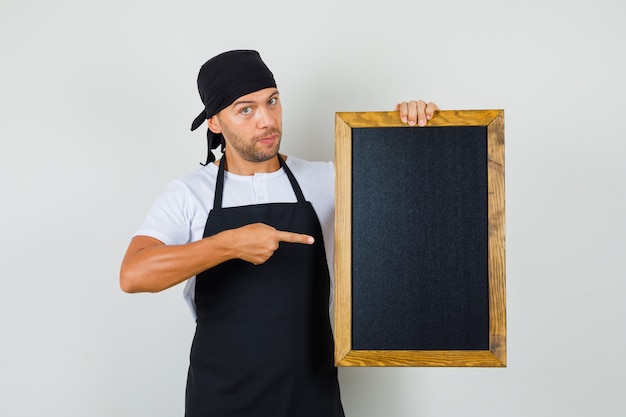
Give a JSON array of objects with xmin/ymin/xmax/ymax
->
[{"xmin": 207, "ymin": 115, "xmax": 222, "ymax": 134}]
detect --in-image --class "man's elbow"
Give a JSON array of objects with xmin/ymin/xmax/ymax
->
[
  {"xmin": 120, "ymin": 269, "xmax": 166, "ymax": 293},
  {"xmin": 119, "ymin": 275, "xmax": 135, "ymax": 293},
  {"xmin": 119, "ymin": 268, "xmax": 143, "ymax": 293}
]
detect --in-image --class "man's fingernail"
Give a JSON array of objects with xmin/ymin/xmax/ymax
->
[{"xmin": 419, "ymin": 119, "xmax": 426, "ymax": 127}]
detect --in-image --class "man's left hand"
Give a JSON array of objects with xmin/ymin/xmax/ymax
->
[{"xmin": 395, "ymin": 100, "xmax": 440, "ymax": 127}]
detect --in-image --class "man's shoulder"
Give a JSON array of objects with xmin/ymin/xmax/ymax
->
[
  {"xmin": 285, "ymin": 156, "xmax": 334, "ymax": 204},
  {"xmin": 285, "ymin": 155, "xmax": 334, "ymax": 175},
  {"xmin": 174, "ymin": 163, "xmax": 218, "ymax": 187}
]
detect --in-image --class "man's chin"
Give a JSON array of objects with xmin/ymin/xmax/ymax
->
[
  {"xmin": 249, "ymin": 146, "xmax": 280, "ymax": 163},
  {"xmin": 256, "ymin": 141, "xmax": 281, "ymax": 161}
]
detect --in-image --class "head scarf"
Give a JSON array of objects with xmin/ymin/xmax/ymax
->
[{"xmin": 190, "ymin": 50, "xmax": 277, "ymax": 165}]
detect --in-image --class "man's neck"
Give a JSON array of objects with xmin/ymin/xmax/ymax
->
[{"xmin": 216, "ymin": 153, "xmax": 286, "ymax": 176}]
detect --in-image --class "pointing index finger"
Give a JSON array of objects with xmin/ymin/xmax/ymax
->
[{"xmin": 276, "ymin": 230, "xmax": 315, "ymax": 245}]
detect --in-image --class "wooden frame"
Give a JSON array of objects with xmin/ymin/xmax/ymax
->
[{"xmin": 334, "ymin": 110, "xmax": 506, "ymax": 367}]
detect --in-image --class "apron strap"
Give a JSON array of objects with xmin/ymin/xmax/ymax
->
[
  {"xmin": 277, "ymin": 154, "xmax": 306, "ymax": 203},
  {"xmin": 213, "ymin": 153, "xmax": 227, "ymax": 209},
  {"xmin": 213, "ymin": 153, "xmax": 306, "ymax": 209}
]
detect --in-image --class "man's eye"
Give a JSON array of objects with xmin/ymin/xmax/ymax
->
[
  {"xmin": 269, "ymin": 97, "xmax": 277, "ymax": 105},
  {"xmin": 241, "ymin": 107, "xmax": 252, "ymax": 114}
]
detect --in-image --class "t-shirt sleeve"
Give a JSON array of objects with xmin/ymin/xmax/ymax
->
[{"xmin": 134, "ymin": 180, "xmax": 194, "ymax": 246}]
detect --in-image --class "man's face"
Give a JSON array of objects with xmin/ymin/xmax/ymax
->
[{"xmin": 209, "ymin": 88, "xmax": 282, "ymax": 164}]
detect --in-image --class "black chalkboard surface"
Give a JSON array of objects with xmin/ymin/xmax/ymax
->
[{"xmin": 334, "ymin": 110, "xmax": 506, "ymax": 367}]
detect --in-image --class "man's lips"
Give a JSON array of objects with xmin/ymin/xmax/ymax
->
[{"xmin": 256, "ymin": 134, "xmax": 278, "ymax": 145}]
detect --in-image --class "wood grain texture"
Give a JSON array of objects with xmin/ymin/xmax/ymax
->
[
  {"xmin": 487, "ymin": 112, "xmax": 507, "ymax": 365},
  {"xmin": 336, "ymin": 350, "xmax": 506, "ymax": 367},
  {"xmin": 334, "ymin": 114, "xmax": 353, "ymax": 363},
  {"xmin": 335, "ymin": 109, "xmax": 502, "ymax": 128},
  {"xmin": 334, "ymin": 109, "xmax": 506, "ymax": 367}
]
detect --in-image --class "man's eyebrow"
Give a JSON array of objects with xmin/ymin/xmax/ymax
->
[{"xmin": 232, "ymin": 90, "xmax": 280, "ymax": 107}]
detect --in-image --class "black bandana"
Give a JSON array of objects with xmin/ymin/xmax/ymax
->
[{"xmin": 190, "ymin": 50, "xmax": 277, "ymax": 165}]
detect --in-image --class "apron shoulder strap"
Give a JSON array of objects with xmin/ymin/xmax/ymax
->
[
  {"xmin": 278, "ymin": 154, "xmax": 306, "ymax": 203},
  {"xmin": 213, "ymin": 155, "xmax": 227, "ymax": 209}
]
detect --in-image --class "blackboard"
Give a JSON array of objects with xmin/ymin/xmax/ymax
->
[{"xmin": 334, "ymin": 110, "xmax": 506, "ymax": 367}]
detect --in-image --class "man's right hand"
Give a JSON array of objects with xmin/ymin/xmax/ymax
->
[{"xmin": 228, "ymin": 223, "xmax": 314, "ymax": 265}]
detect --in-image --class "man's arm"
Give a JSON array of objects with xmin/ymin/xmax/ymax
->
[{"xmin": 119, "ymin": 223, "xmax": 314, "ymax": 293}]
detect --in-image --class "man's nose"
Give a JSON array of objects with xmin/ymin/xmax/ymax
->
[{"xmin": 256, "ymin": 107, "xmax": 275, "ymax": 128}]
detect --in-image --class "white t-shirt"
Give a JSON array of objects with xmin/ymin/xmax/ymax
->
[{"xmin": 135, "ymin": 156, "xmax": 335, "ymax": 319}]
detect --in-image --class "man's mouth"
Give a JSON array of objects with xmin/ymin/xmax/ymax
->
[
  {"xmin": 258, "ymin": 135, "xmax": 276, "ymax": 144},
  {"xmin": 256, "ymin": 131, "xmax": 280, "ymax": 145}
]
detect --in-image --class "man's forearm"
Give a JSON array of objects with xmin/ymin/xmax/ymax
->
[{"xmin": 119, "ymin": 233, "xmax": 234, "ymax": 293}]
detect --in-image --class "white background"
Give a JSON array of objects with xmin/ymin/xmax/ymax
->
[{"xmin": 1, "ymin": 0, "xmax": 624, "ymax": 416}]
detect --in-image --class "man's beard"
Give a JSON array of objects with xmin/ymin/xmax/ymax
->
[{"xmin": 223, "ymin": 127, "xmax": 282, "ymax": 163}]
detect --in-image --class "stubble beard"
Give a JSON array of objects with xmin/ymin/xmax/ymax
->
[{"xmin": 224, "ymin": 128, "xmax": 282, "ymax": 163}]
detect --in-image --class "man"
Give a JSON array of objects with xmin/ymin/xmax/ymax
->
[{"xmin": 120, "ymin": 50, "xmax": 438, "ymax": 417}]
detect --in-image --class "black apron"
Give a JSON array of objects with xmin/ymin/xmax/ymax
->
[{"xmin": 185, "ymin": 154, "xmax": 344, "ymax": 417}]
